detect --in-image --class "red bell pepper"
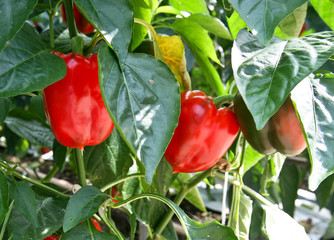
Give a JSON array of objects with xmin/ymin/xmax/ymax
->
[
  {"xmin": 60, "ymin": 4, "xmax": 95, "ymax": 34},
  {"xmin": 43, "ymin": 52, "xmax": 114, "ymax": 149},
  {"xmin": 164, "ymin": 90, "xmax": 239, "ymax": 173}
]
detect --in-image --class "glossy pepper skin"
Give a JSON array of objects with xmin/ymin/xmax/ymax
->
[
  {"xmin": 234, "ymin": 93, "xmax": 306, "ymax": 155},
  {"xmin": 164, "ymin": 90, "xmax": 240, "ymax": 173},
  {"xmin": 60, "ymin": 4, "xmax": 94, "ymax": 34},
  {"xmin": 43, "ymin": 52, "xmax": 114, "ymax": 149}
]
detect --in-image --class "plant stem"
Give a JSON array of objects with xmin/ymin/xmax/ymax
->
[
  {"xmin": 154, "ymin": 168, "xmax": 212, "ymax": 236},
  {"xmin": 63, "ymin": 0, "xmax": 77, "ymax": 39},
  {"xmin": 213, "ymin": 94, "xmax": 235, "ymax": 108},
  {"xmin": 73, "ymin": 148, "xmax": 86, "ymax": 186},
  {"xmin": 100, "ymin": 173, "xmax": 144, "ymax": 192},
  {"xmin": 41, "ymin": 165, "xmax": 59, "ymax": 183},
  {"xmin": 99, "ymin": 207, "xmax": 125, "ymax": 239},
  {"xmin": 48, "ymin": 13, "xmax": 55, "ymax": 48},
  {"xmin": 0, "ymin": 161, "xmax": 69, "ymax": 199},
  {"xmin": 0, "ymin": 200, "xmax": 14, "ymax": 240}
]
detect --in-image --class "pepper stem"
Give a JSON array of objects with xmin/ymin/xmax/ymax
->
[
  {"xmin": 63, "ymin": 0, "xmax": 77, "ymax": 39},
  {"xmin": 74, "ymin": 148, "xmax": 87, "ymax": 186},
  {"xmin": 213, "ymin": 94, "xmax": 235, "ymax": 108}
]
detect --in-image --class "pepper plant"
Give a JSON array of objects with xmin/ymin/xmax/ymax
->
[{"xmin": 0, "ymin": 0, "xmax": 334, "ymax": 239}]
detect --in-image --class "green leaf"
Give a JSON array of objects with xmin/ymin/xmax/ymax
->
[
  {"xmin": 29, "ymin": 95, "xmax": 46, "ymax": 121},
  {"xmin": 170, "ymin": 0, "xmax": 209, "ymax": 14},
  {"xmin": 7, "ymin": 187, "xmax": 67, "ymax": 240},
  {"xmin": 98, "ymin": 46, "xmax": 180, "ymax": 183},
  {"xmin": 261, "ymin": 204, "xmax": 309, "ymax": 240},
  {"xmin": 315, "ymin": 174, "xmax": 334, "ymax": 209},
  {"xmin": 0, "ymin": 23, "xmax": 67, "ymax": 98},
  {"xmin": 0, "ymin": 0, "xmax": 38, "ymax": 53},
  {"xmin": 173, "ymin": 173, "xmax": 206, "ymax": 212},
  {"xmin": 279, "ymin": 164, "xmax": 303, "ymax": 216},
  {"xmin": 129, "ymin": 193, "xmax": 237, "ymax": 240},
  {"xmin": 59, "ymin": 220, "xmax": 118, "ymax": 240},
  {"xmin": 323, "ymin": 216, "xmax": 334, "ymax": 240},
  {"xmin": 130, "ymin": 0, "xmax": 158, "ymax": 51},
  {"xmin": 228, "ymin": 0, "xmax": 308, "ymax": 45},
  {"xmin": 84, "ymin": 130, "xmax": 133, "ymax": 188},
  {"xmin": 63, "ymin": 186, "xmax": 108, "ymax": 232},
  {"xmin": 260, "ymin": 153, "xmax": 286, "ymax": 194},
  {"xmin": 74, "ymin": 0, "xmax": 132, "ymax": 66},
  {"xmin": 232, "ymin": 29, "xmax": 334, "ymax": 130},
  {"xmin": 187, "ymin": 14, "xmax": 232, "ymax": 40},
  {"xmin": 53, "ymin": 139, "xmax": 67, "ymax": 170},
  {"xmin": 9, "ymin": 181, "xmax": 38, "ymax": 228},
  {"xmin": 310, "ymin": 0, "xmax": 334, "ymax": 31},
  {"xmin": 226, "ymin": 11, "xmax": 247, "ymax": 40},
  {"xmin": 171, "ymin": 17, "xmax": 220, "ymax": 64},
  {"xmin": 170, "ymin": 18, "xmax": 225, "ymax": 95},
  {"xmin": 274, "ymin": 3, "xmax": 308, "ymax": 40},
  {"xmin": 243, "ymin": 145, "xmax": 264, "ymax": 174},
  {"xmin": 0, "ymin": 98, "xmax": 15, "ymax": 124},
  {"xmin": 5, "ymin": 108, "xmax": 55, "ymax": 149},
  {"xmin": 238, "ymin": 192, "xmax": 253, "ymax": 240},
  {"xmin": 0, "ymin": 170, "xmax": 8, "ymax": 225},
  {"xmin": 291, "ymin": 75, "xmax": 334, "ymax": 190}
]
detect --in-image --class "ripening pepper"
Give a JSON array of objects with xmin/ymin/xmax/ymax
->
[
  {"xmin": 43, "ymin": 52, "xmax": 114, "ymax": 149},
  {"xmin": 234, "ymin": 93, "xmax": 306, "ymax": 155},
  {"xmin": 164, "ymin": 90, "xmax": 240, "ymax": 173},
  {"xmin": 60, "ymin": 4, "xmax": 95, "ymax": 34}
]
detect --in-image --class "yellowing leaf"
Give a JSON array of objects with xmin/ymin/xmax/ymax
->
[{"xmin": 157, "ymin": 35, "xmax": 191, "ymax": 92}]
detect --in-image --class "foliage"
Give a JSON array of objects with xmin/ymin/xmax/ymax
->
[{"xmin": 0, "ymin": 0, "xmax": 334, "ymax": 239}]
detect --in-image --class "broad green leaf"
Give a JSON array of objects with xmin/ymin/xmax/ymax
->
[
  {"xmin": 243, "ymin": 145, "xmax": 264, "ymax": 174},
  {"xmin": 315, "ymin": 174, "xmax": 334, "ymax": 209},
  {"xmin": 173, "ymin": 173, "xmax": 206, "ymax": 212},
  {"xmin": 0, "ymin": 170, "xmax": 8, "ymax": 225},
  {"xmin": 29, "ymin": 95, "xmax": 46, "ymax": 121},
  {"xmin": 9, "ymin": 181, "xmax": 38, "ymax": 228},
  {"xmin": 170, "ymin": 18, "xmax": 225, "ymax": 95},
  {"xmin": 226, "ymin": 11, "xmax": 247, "ymax": 40},
  {"xmin": 7, "ymin": 187, "xmax": 67, "ymax": 240},
  {"xmin": 63, "ymin": 186, "xmax": 108, "ymax": 232},
  {"xmin": 0, "ymin": 0, "xmax": 38, "ymax": 53},
  {"xmin": 249, "ymin": 201, "xmax": 264, "ymax": 239},
  {"xmin": 5, "ymin": 108, "xmax": 55, "ymax": 149},
  {"xmin": 310, "ymin": 0, "xmax": 334, "ymax": 31},
  {"xmin": 171, "ymin": 18, "xmax": 220, "ymax": 64},
  {"xmin": 261, "ymin": 204, "xmax": 309, "ymax": 240},
  {"xmin": 98, "ymin": 46, "xmax": 180, "ymax": 183},
  {"xmin": 323, "ymin": 216, "xmax": 334, "ymax": 240},
  {"xmin": 279, "ymin": 164, "xmax": 303, "ymax": 216},
  {"xmin": 155, "ymin": 6, "xmax": 181, "ymax": 15},
  {"xmin": 132, "ymin": 193, "xmax": 237, "ymax": 240},
  {"xmin": 187, "ymin": 14, "xmax": 232, "ymax": 40},
  {"xmin": 260, "ymin": 153, "xmax": 286, "ymax": 194},
  {"xmin": 74, "ymin": 0, "xmax": 132, "ymax": 66},
  {"xmin": 238, "ymin": 192, "xmax": 253, "ymax": 240},
  {"xmin": 232, "ymin": 29, "xmax": 334, "ymax": 130},
  {"xmin": 0, "ymin": 23, "xmax": 67, "ymax": 98},
  {"xmin": 0, "ymin": 98, "xmax": 15, "ymax": 124},
  {"xmin": 274, "ymin": 3, "xmax": 308, "ymax": 40},
  {"xmin": 53, "ymin": 139, "xmax": 67, "ymax": 170},
  {"xmin": 291, "ymin": 75, "xmax": 334, "ymax": 190},
  {"xmin": 170, "ymin": 0, "xmax": 209, "ymax": 14},
  {"xmin": 84, "ymin": 130, "xmax": 133, "ymax": 188},
  {"xmin": 61, "ymin": 221, "xmax": 118, "ymax": 240},
  {"xmin": 131, "ymin": 0, "xmax": 158, "ymax": 51},
  {"xmin": 229, "ymin": 0, "xmax": 308, "ymax": 45}
]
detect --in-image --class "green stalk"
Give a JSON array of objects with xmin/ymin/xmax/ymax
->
[
  {"xmin": 41, "ymin": 165, "xmax": 59, "ymax": 183},
  {"xmin": 100, "ymin": 173, "xmax": 144, "ymax": 192},
  {"xmin": 0, "ymin": 200, "xmax": 14, "ymax": 240},
  {"xmin": 0, "ymin": 161, "xmax": 69, "ymax": 199},
  {"xmin": 73, "ymin": 148, "xmax": 86, "ymax": 187},
  {"xmin": 154, "ymin": 168, "xmax": 212, "ymax": 236},
  {"xmin": 99, "ymin": 207, "xmax": 125, "ymax": 239},
  {"xmin": 213, "ymin": 94, "xmax": 235, "ymax": 108},
  {"xmin": 63, "ymin": 0, "xmax": 77, "ymax": 39}
]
